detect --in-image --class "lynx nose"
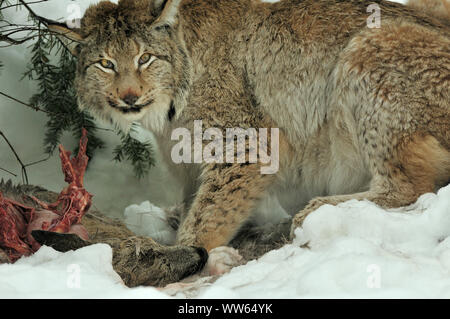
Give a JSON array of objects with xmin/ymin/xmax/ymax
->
[{"xmin": 122, "ymin": 93, "xmax": 139, "ymax": 106}]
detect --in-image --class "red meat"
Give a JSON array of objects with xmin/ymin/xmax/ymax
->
[{"xmin": 0, "ymin": 129, "xmax": 92, "ymax": 262}]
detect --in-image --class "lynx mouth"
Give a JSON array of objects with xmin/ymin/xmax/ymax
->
[{"xmin": 108, "ymin": 99, "xmax": 154, "ymax": 114}]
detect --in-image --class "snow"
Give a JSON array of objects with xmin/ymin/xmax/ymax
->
[
  {"xmin": 2, "ymin": 0, "xmax": 448, "ymax": 300},
  {"xmin": 198, "ymin": 185, "xmax": 450, "ymax": 299},
  {"xmin": 1, "ymin": 184, "xmax": 450, "ymax": 298},
  {"xmin": 124, "ymin": 201, "xmax": 176, "ymax": 245},
  {"xmin": 0, "ymin": 244, "xmax": 167, "ymax": 298}
]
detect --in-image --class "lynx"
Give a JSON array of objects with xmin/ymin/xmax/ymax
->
[
  {"xmin": 51, "ymin": 0, "xmax": 450, "ymax": 252},
  {"xmin": 408, "ymin": 0, "xmax": 450, "ymax": 23}
]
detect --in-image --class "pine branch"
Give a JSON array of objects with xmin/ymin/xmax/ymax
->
[{"xmin": 113, "ymin": 125, "xmax": 155, "ymax": 179}]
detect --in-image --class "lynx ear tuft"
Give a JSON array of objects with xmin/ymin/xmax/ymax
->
[
  {"xmin": 152, "ymin": 0, "xmax": 182, "ymax": 27},
  {"xmin": 48, "ymin": 24, "xmax": 84, "ymax": 56}
]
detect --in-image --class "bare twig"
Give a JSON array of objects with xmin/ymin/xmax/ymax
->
[
  {"xmin": 0, "ymin": 33, "xmax": 39, "ymax": 45},
  {"xmin": 0, "ymin": 166, "xmax": 17, "ymax": 178},
  {"xmin": 17, "ymin": 0, "xmax": 60, "ymax": 27},
  {"xmin": 0, "ymin": 131, "xmax": 55, "ymax": 184},
  {"xmin": 0, "ymin": 91, "xmax": 114, "ymax": 132},
  {"xmin": 24, "ymin": 154, "xmax": 51, "ymax": 168},
  {"xmin": 1, "ymin": 0, "xmax": 74, "ymax": 53},
  {"xmin": 3, "ymin": 27, "xmax": 40, "ymax": 37},
  {"xmin": 0, "ymin": 130, "xmax": 29, "ymax": 184},
  {"xmin": 1, "ymin": 0, "xmax": 49, "ymax": 11},
  {"xmin": 0, "ymin": 90, "xmax": 50, "ymax": 113}
]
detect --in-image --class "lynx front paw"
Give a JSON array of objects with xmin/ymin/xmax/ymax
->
[{"xmin": 200, "ymin": 246, "xmax": 244, "ymax": 276}]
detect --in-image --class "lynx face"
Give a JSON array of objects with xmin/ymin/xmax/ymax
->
[{"xmin": 53, "ymin": 0, "xmax": 190, "ymax": 133}]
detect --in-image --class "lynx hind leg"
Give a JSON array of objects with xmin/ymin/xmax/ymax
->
[{"xmin": 291, "ymin": 133, "xmax": 450, "ymax": 237}]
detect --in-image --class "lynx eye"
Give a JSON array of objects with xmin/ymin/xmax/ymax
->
[
  {"xmin": 99, "ymin": 59, "xmax": 114, "ymax": 69},
  {"xmin": 138, "ymin": 53, "xmax": 152, "ymax": 65}
]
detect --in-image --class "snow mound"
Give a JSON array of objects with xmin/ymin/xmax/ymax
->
[
  {"xmin": 193, "ymin": 185, "xmax": 450, "ymax": 298},
  {"xmin": 0, "ymin": 244, "xmax": 167, "ymax": 299},
  {"xmin": 124, "ymin": 201, "xmax": 176, "ymax": 245},
  {"xmin": 294, "ymin": 186, "xmax": 450, "ymax": 255}
]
